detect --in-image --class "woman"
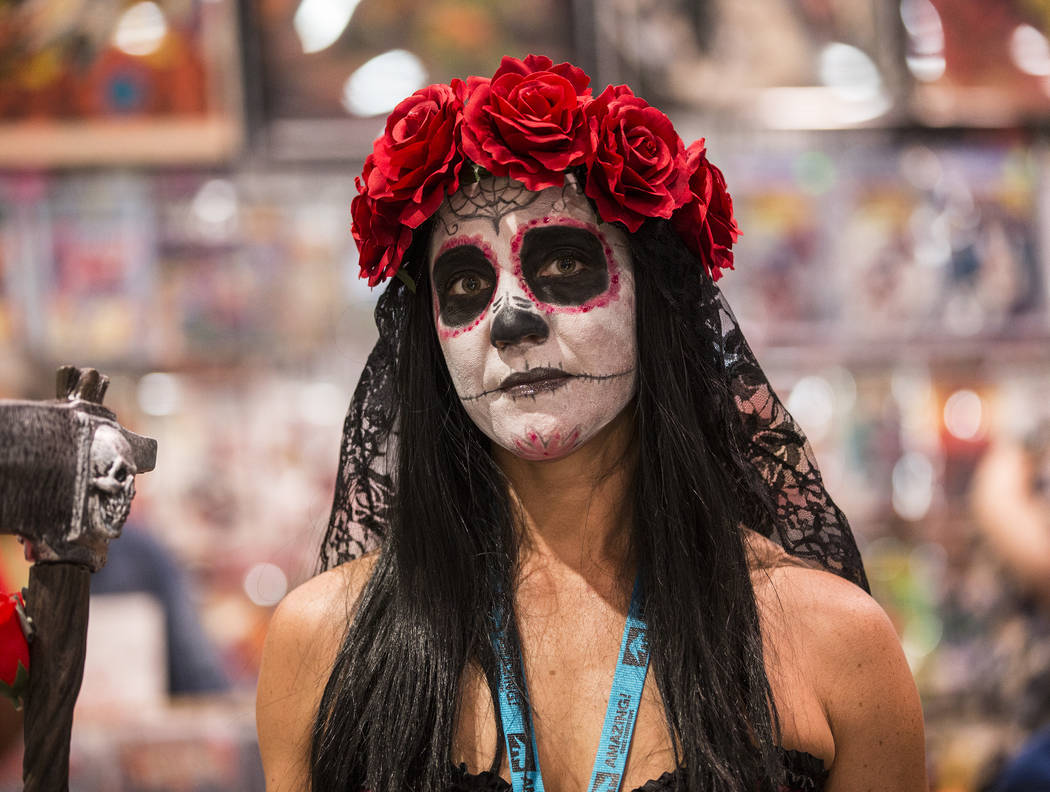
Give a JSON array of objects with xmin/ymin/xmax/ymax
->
[{"xmin": 257, "ymin": 56, "xmax": 926, "ymax": 792}]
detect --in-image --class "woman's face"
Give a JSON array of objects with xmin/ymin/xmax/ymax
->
[{"xmin": 428, "ymin": 176, "xmax": 637, "ymax": 461}]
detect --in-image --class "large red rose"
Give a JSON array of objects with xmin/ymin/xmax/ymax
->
[
  {"xmin": 671, "ymin": 139, "xmax": 741, "ymax": 280},
  {"xmin": 0, "ymin": 593, "xmax": 29, "ymax": 708},
  {"xmin": 583, "ymin": 85, "xmax": 691, "ymax": 233},
  {"xmin": 352, "ymin": 164, "xmax": 413, "ymax": 286},
  {"xmin": 366, "ymin": 83, "xmax": 465, "ymax": 228},
  {"xmin": 461, "ymin": 54, "xmax": 591, "ymax": 191}
]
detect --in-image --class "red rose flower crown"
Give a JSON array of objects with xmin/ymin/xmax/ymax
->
[{"xmin": 351, "ymin": 54, "xmax": 741, "ymax": 287}]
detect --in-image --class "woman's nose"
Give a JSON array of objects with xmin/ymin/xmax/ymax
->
[{"xmin": 490, "ymin": 306, "xmax": 550, "ymax": 349}]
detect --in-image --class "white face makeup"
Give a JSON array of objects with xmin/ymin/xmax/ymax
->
[{"xmin": 428, "ymin": 176, "xmax": 637, "ymax": 461}]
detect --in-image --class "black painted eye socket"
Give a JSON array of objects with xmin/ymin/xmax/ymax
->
[
  {"xmin": 520, "ymin": 227, "xmax": 609, "ymax": 306},
  {"xmin": 432, "ymin": 245, "xmax": 497, "ymax": 327}
]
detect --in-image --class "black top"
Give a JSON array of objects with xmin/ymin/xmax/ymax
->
[{"xmin": 448, "ymin": 749, "xmax": 829, "ymax": 791}]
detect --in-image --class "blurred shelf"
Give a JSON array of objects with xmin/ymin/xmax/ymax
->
[
  {"xmin": 755, "ymin": 333, "xmax": 1050, "ymax": 369},
  {"xmin": 0, "ymin": 117, "xmax": 242, "ymax": 168}
]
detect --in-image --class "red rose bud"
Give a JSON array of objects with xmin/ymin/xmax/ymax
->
[
  {"xmin": 672, "ymin": 139, "xmax": 741, "ymax": 280},
  {"xmin": 584, "ymin": 85, "xmax": 691, "ymax": 233},
  {"xmin": 461, "ymin": 54, "xmax": 592, "ymax": 191},
  {"xmin": 0, "ymin": 593, "xmax": 29, "ymax": 710}
]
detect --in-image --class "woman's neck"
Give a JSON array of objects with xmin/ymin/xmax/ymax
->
[{"xmin": 492, "ymin": 408, "xmax": 637, "ymax": 595}]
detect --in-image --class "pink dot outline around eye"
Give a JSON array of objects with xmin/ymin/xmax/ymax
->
[
  {"xmin": 434, "ymin": 234, "xmax": 500, "ymax": 339},
  {"xmin": 509, "ymin": 216, "xmax": 622, "ymax": 315}
]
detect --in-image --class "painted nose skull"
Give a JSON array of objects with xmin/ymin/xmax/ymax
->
[{"xmin": 490, "ymin": 294, "xmax": 549, "ymax": 349}]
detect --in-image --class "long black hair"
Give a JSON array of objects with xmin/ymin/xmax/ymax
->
[{"xmin": 311, "ymin": 218, "xmax": 784, "ymax": 792}]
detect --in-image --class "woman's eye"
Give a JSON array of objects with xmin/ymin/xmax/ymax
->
[
  {"xmin": 447, "ymin": 272, "xmax": 490, "ymax": 296},
  {"xmin": 539, "ymin": 254, "xmax": 586, "ymax": 278}
]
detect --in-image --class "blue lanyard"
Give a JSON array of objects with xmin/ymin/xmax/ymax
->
[{"xmin": 492, "ymin": 577, "xmax": 650, "ymax": 792}]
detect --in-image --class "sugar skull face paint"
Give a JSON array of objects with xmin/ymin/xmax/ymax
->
[{"xmin": 429, "ymin": 176, "xmax": 637, "ymax": 461}]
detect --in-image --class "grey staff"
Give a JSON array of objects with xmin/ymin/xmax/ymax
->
[{"xmin": 0, "ymin": 366, "xmax": 157, "ymax": 792}]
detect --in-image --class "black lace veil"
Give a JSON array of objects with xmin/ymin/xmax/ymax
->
[{"xmin": 320, "ymin": 243, "xmax": 869, "ymax": 592}]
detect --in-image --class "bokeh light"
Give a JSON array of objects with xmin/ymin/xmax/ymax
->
[
  {"xmin": 137, "ymin": 373, "xmax": 181, "ymax": 417},
  {"xmin": 342, "ymin": 50, "xmax": 428, "ymax": 117},
  {"xmin": 113, "ymin": 2, "xmax": 169, "ymax": 57},
  {"xmin": 892, "ymin": 451, "xmax": 935, "ymax": 521},
  {"xmin": 294, "ymin": 0, "xmax": 364, "ymax": 54},
  {"xmin": 243, "ymin": 563, "xmax": 289, "ymax": 607},
  {"xmin": 943, "ymin": 389, "xmax": 984, "ymax": 440}
]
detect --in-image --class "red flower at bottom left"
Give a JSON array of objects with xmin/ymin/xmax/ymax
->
[{"xmin": 0, "ymin": 593, "xmax": 29, "ymax": 709}]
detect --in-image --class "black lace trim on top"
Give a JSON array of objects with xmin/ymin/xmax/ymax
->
[{"xmin": 448, "ymin": 748, "xmax": 830, "ymax": 791}]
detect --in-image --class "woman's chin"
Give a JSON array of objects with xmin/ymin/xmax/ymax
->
[{"xmin": 506, "ymin": 424, "xmax": 584, "ymax": 461}]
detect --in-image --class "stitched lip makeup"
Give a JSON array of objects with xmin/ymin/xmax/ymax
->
[{"xmin": 499, "ymin": 368, "xmax": 571, "ymax": 398}]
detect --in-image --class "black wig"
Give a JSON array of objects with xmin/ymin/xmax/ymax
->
[{"xmin": 309, "ymin": 218, "xmax": 815, "ymax": 792}]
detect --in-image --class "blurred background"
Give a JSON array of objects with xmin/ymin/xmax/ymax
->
[{"xmin": 1, "ymin": 0, "xmax": 1049, "ymax": 789}]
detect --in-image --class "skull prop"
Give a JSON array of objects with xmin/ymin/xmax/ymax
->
[
  {"xmin": 0, "ymin": 366, "xmax": 156, "ymax": 571},
  {"xmin": 86, "ymin": 425, "xmax": 137, "ymax": 540}
]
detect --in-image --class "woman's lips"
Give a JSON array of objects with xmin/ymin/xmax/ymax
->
[{"xmin": 499, "ymin": 368, "xmax": 572, "ymax": 398}]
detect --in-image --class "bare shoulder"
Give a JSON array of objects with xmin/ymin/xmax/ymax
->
[
  {"xmin": 256, "ymin": 553, "xmax": 379, "ymax": 792},
  {"xmin": 262, "ymin": 553, "xmax": 378, "ymax": 684},
  {"xmin": 269, "ymin": 553, "xmax": 378, "ymax": 648},
  {"xmin": 754, "ymin": 561, "xmax": 927, "ymax": 791},
  {"xmin": 746, "ymin": 533, "xmax": 902, "ymax": 666},
  {"xmin": 753, "ymin": 558, "xmax": 888, "ymax": 645}
]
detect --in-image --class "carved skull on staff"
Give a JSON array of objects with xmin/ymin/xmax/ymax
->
[{"xmin": 86, "ymin": 425, "xmax": 137, "ymax": 541}]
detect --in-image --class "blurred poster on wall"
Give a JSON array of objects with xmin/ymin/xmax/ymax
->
[
  {"xmin": 835, "ymin": 143, "xmax": 1044, "ymax": 340},
  {"xmin": 0, "ymin": 0, "xmax": 243, "ymax": 165},
  {"xmin": 720, "ymin": 139, "xmax": 1045, "ymax": 349},
  {"xmin": 905, "ymin": 0, "xmax": 1050, "ymax": 126},
  {"xmin": 3, "ymin": 173, "xmax": 160, "ymax": 362},
  {"xmin": 594, "ymin": 0, "xmax": 1050, "ymax": 130},
  {"xmin": 252, "ymin": 0, "xmax": 575, "ymax": 159},
  {"xmin": 593, "ymin": 0, "xmax": 907, "ymax": 129}
]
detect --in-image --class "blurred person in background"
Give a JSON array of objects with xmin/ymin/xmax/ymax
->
[
  {"xmin": 973, "ymin": 420, "xmax": 1050, "ymax": 791},
  {"xmin": 256, "ymin": 56, "xmax": 926, "ymax": 792},
  {"xmin": 0, "ymin": 522, "xmax": 228, "ymax": 702},
  {"xmin": 91, "ymin": 522, "xmax": 230, "ymax": 696}
]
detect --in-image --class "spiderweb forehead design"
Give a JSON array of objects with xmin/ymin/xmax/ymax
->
[{"xmin": 437, "ymin": 176, "xmax": 583, "ymax": 236}]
